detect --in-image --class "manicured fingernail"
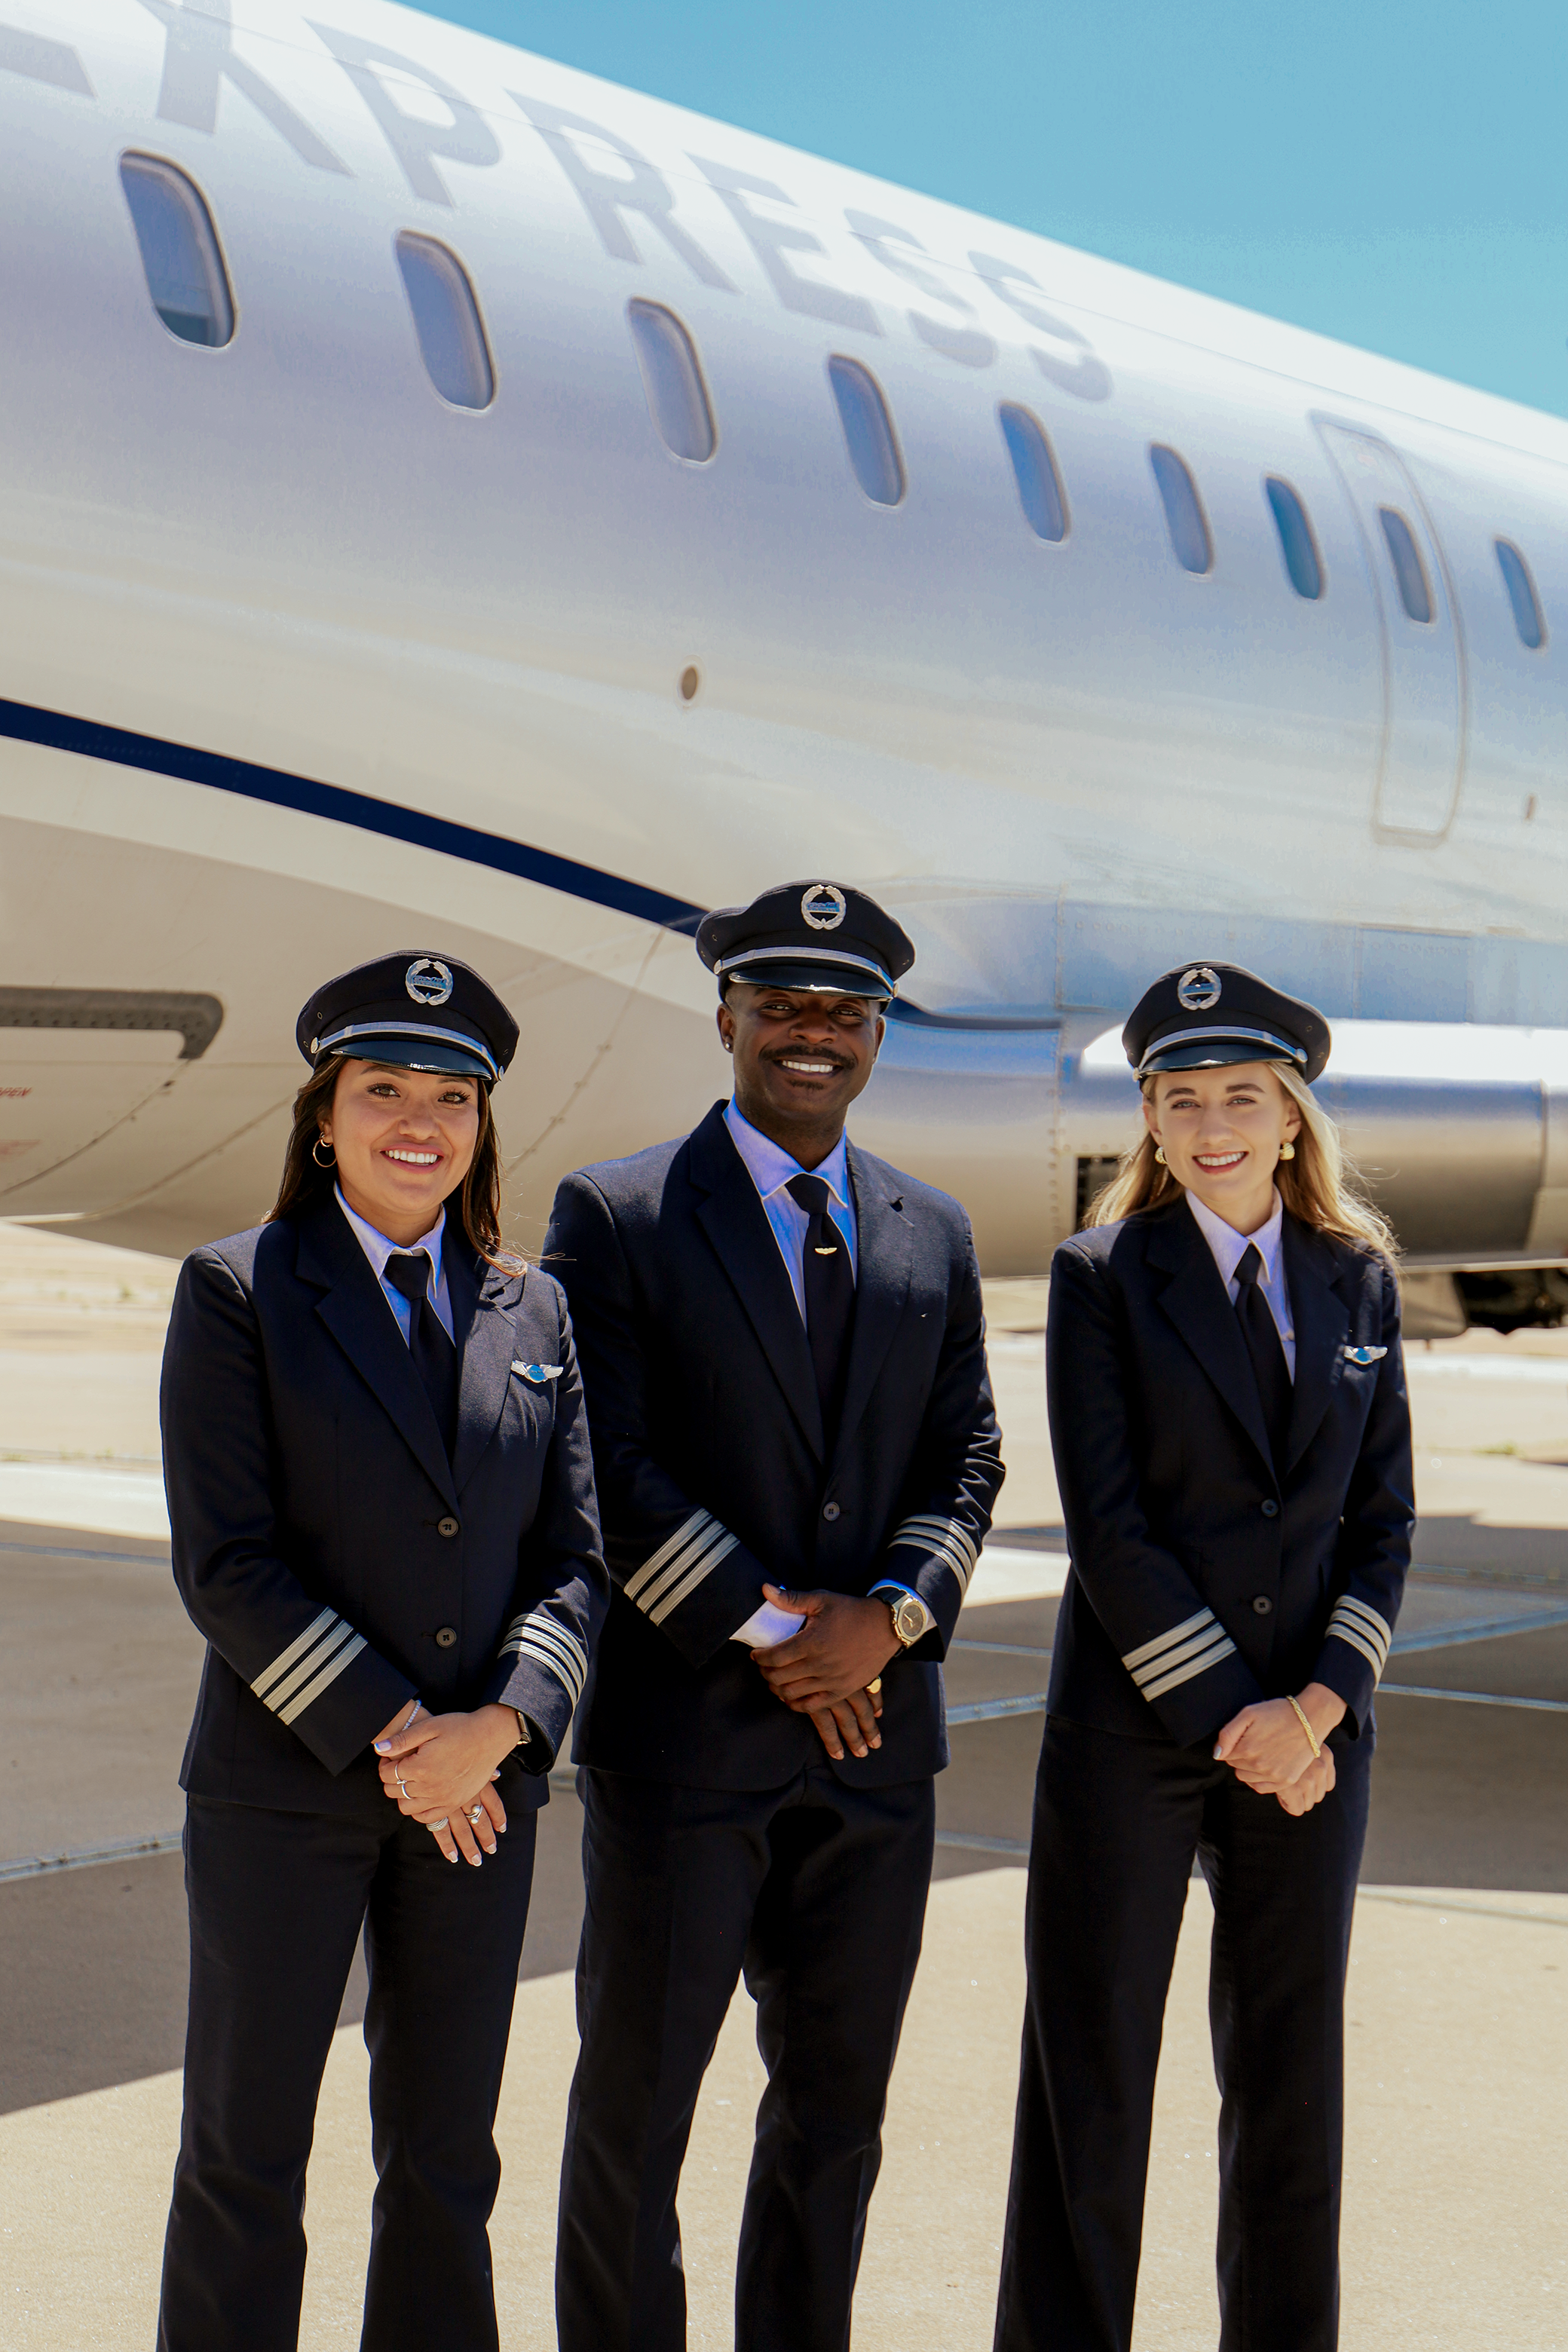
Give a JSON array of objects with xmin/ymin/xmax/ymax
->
[
  {"xmin": 446, "ymin": 1851, "xmax": 458, "ymax": 1864},
  {"xmin": 374, "ymin": 1741, "xmax": 391, "ymax": 1753},
  {"xmin": 870, "ymin": 1736, "xmax": 881, "ymax": 1748},
  {"xmin": 483, "ymin": 1842, "xmax": 496, "ymax": 1856}
]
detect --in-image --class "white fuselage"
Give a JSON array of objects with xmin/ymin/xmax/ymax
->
[{"xmin": 2, "ymin": 0, "xmax": 1566, "ymax": 1268}]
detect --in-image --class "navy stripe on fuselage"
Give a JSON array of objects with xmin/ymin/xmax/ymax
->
[{"xmin": 0, "ymin": 697, "xmax": 704, "ymax": 933}]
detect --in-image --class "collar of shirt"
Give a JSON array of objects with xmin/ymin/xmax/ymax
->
[
  {"xmin": 1183, "ymin": 1185, "xmax": 1295, "ymax": 1375},
  {"xmin": 723, "ymin": 1098, "xmax": 857, "ymax": 1318},
  {"xmin": 335, "ymin": 1186, "xmax": 454, "ymax": 1343}
]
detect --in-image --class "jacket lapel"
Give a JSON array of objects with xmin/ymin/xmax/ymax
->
[
  {"xmin": 450, "ymin": 1245, "xmax": 523, "ymax": 1496},
  {"xmin": 1148, "ymin": 1198, "xmax": 1276, "ymax": 1480},
  {"xmin": 1282, "ymin": 1217, "xmax": 1352, "ymax": 1470},
  {"xmin": 831, "ymin": 1146, "xmax": 913, "ymax": 1464},
  {"xmin": 690, "ymin": 1104, "xmax": 825, "ymax": 1459},
  {"xmin": 296, "ymin": 1199, "xmax": 457, "ymax": 1506}
]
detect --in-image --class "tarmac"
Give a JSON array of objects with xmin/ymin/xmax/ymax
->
[{"xmin": 1, "ymin": 1230, "xmax": 1565, "ymax": 2348}]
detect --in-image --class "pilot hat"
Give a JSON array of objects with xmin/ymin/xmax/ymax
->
[
  {"xmin": 1123, "ymin": 962, "xmax": 1331, "ymax": 1086},
  {"xmin": 696, "ymin": 880, "xmax": 916, "ymax": 1003},
  {"xmin": 296, "ymin": 953, "xmax": 519, "ymax": 1086}
]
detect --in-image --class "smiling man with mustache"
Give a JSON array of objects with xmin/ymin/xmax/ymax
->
[{"xmin": 545, "ymin": 880, "xmax": 1004, "ymax": 2352}]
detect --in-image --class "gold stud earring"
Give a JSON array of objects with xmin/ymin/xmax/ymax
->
[
  {"xmin": 1154, "ymin": 1144, "xmax": 1167, "ymax": 1165},
  {"xmin": 1279, "ymin": 1141, "xmax": 1296, "ymax": 1161}
]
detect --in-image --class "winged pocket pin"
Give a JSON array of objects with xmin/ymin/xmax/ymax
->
[
  {"xmin": 512, "ymin": 1361, "xmax": 563, "ymax": 1383},
  {"xmin": 1343, "ymin": 1345, "xmax": 1387, "ymax": 1364}
]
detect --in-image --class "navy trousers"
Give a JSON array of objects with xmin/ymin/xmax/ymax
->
[
  {"xmin": 556, "ymin": 1761, "xmax": 936, "ymax": 2352},
  {"xmin": 158, "ymin": 1792, "xmax": 537, "ymax": 2352},
  {"xmin": 993, "ymin": 1717, "xmax": 1372, "ymax": 2352}
]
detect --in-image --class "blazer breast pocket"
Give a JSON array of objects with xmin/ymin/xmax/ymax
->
[{"xmin": 511, "ymin": 1361, "xmax": 563, "ymax": 1386}]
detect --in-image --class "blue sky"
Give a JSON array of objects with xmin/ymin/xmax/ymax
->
[{"xmin": 409, "ymin": 0, "xmax": 1568, "ymax": 419}]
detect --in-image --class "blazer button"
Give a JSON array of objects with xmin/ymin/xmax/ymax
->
[
  {"xmin": 1251, "ymin": 1594, "xmax": 1274, "ymax": 1615},
  {"xmin": 438, "ymin": 1516, "xmax": 460, "ymax": 1538},
  {"xmin": 1260, "ymin": 1499, "xmax": 1279, "ymax": 1519},
  {"xmin": 822, "ymin": 1501, "xmax": 841, "ymax": 1522},
  {"xmin": 434, "ymin": 1625, "xmax": 458, "ymax": 1649}
]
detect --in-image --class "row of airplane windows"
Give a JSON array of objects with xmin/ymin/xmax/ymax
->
[{"xmin": 122, "ymin": 152, "xmax": 1551, "ymax": 654}]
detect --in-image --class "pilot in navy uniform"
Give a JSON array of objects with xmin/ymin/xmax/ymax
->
[
  {"xmin": 156, "ymin": 953, "xmax": 607, "ymax": 2352},
  {"xmin": 546, "ymin": 881, "xmax": 1004, "ymax": 2352},
  {"xmin": 993, "ymin": 964, "xmax": 1415, "ymax": 2352}
]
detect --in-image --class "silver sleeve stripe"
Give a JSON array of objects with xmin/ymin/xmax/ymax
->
[
  {"xmin": 500, "ymin": 1612, "xmax": 588, "ymax": 1705},
  {"xmin": 624, "ymin": 1508, "xmax": 714, "ymax": 1604},
  {"xmin": 1330, "ymin": 1596, "xmax": 1392, "ymax": 1658},
  {"xmin": 887, "ymin": 1515, "xmax": 980, "ymax": 1594},
  {"xmin": 1121, "ymin": 1606, "xmax": 1215, "ymax": 1675},
  {"xmin": 648, "ymin": 1533, "xmax": 740, "ymax": 1625},
  {"xmin": 632, "ymin": 1518, "xmax": 738, "ymax": 1619},
  {"xmin": 252, "ymin": 1606, "xmax": 339, "ymax": 1702},
  {"xmin": 1140, "ymin": 1631, "xmax": 1238, "ymax": 1701},
  {"xmin": 256, "ymin": 1613, "xmax": 360, "ymax": 1714},
  {"xmin": 1327, "ymin": 1622, "xmax": 1386, "ymax": 1680},
  {"xmin": 501, "ymin": 1628, "xmax": 587, "ymax": 1708},
  {"xmin": 1129, "ymin": 1621, "xmax": 1233, "ymax": 1690},
  {"xmin": 277, "ymin": 1632, "xmax": 366, "ymax": 1724}
]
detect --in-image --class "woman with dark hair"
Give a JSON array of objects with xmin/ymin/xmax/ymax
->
[
  {"xmin": 157, "ymin": 952, "xmax": 607, "ymax": 2352},
  {"xmin": 994, "ymin": 962, "xmax": 1414, "ymax": 2352}
]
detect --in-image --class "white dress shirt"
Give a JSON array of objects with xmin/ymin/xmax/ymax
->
[
  {"xmin": 1184, "ymin": 1187, "xmax": 1296, "ymax": 1379},
  {"xmin": 335, "ymin": 1187, "xmax": 455, "ymax": 1344}
]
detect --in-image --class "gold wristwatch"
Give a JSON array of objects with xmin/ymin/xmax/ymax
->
[{"xmin": 887, "ymin": 1591, "xmax": 933, "ymax": 1649}]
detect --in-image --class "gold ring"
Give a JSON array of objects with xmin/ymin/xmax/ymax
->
[{"xmin": 867, "ymin": 1677, "xmax": 882, "ymax": 1696}]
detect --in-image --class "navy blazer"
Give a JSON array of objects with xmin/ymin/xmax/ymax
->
[
  {"xmin": 162, "ymin": 1193, "xmax": 608, "ymax": 1815},
  {"xmin": 1046, "ymin": 1194, "xmax": 1414, "ymax": 1749},
  {"xmin": 544, "ymin": 1103, "xmax": 1004, "ymax": 1790}
]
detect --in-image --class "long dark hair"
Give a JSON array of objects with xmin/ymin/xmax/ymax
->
[{"xmin": 268, "ymin": 1059, "xmax": 516, "ymax": 1268}]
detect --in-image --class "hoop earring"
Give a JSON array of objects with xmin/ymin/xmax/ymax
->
[
  {"xmin": 312, "ymin": 1135, "xmax": 335, "ymax": 1168},
  {"xmin": 1279, "ymin": 1141, "xmax": 1296, "ymax": 1161},
  {"xmin": 1153, "ymin": 1144, "xmax": 1167, "ymax": 1165}
]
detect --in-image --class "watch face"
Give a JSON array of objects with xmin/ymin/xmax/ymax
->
[{"xmin": 894, "ymin": 1597, "xmax": 925, "ymax": 1643}]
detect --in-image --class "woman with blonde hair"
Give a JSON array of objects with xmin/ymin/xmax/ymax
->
[{"xmin": 994, "ymin": 962, "xmax": 1413, "ymax": 2352}]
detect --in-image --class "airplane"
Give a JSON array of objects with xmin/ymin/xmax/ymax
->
[{"xmin": 2, "ymin": 0, "xmax": 1567, "ymax": 1337}]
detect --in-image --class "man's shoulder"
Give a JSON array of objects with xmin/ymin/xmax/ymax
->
[
  {"xmin": 556, "ymin": 1132, "xmax": 694, "ymax": 1216},
  {"xmin": 850, "ymin": 1144, "xmax": 973, "ymax": 1249}
]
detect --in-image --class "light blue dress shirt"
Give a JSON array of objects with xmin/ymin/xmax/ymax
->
[
  {"xmin": 722, "ymin": 1099, "xmax": 856, "ymax": 1321},
  {"xmin": 335, "ymin": 1187, "xmax": 455, "ymax": 1344}
]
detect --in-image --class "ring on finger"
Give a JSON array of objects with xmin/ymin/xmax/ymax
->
[
  {"xmin": 467, "ymin": 1805, "xmax": 485, "ymax": 1824},
  {"xmin": 429, "ymin": 1816, "xmax": 449, "ymax": 1831},
  {"xmin": 396, "ymin": 1772, "xmax": 410, "ymax": 1797}
]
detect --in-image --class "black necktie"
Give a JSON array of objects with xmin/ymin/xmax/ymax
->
[
  {"xmin": 1234, "ymin": 1244, "xmax": 1291, "ymax": 1469},
  {"xmin": 384, "ymin": 1251, "xmax": 458, "ymax": 1458},
  {"xmin": 786, "ymin": 1173, "xmax": 855, "ymax": 1438}
]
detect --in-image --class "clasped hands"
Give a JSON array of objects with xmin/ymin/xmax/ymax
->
[
  {"xmin": 1213, "ymin": 1683, "xmax": 1348, "ymax": 1815},
  {"xmin": 749, "ymin": 1582, "xmax": 902, "ymax": 1762},
  {"xmin": 372, "ymin": 1700, "xmax": 522, "ymax": 1867}
]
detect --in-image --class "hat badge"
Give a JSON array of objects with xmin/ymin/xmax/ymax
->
[
  {"xmin": 801, "ymin": 884, "xmax": 847, "ymax": 931},
  {"xmin": 1176, "ymin": 966, "xmax": 1222, "ymax": 1012},
  {"xmin": 405, "ymin": 957, "xmax": 454, "ymax": 1007}
]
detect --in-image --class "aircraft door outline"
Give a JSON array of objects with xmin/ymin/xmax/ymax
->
[{"xmin": 1316, "ymin": 418, "xmax": 1468, "ymax": 843}]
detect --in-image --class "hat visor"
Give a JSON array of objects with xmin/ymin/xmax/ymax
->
[
  {"xmin": 1139, "ymin": 1037, "xmax": 1306, "ymax": 1077},
  {"xmin": 723, "ymin": 957, "xmax": 891, "ymax": 1001},
  {"xmin": 326, "ymin": 1036, "xmax": 496, "ymax": 1082}
]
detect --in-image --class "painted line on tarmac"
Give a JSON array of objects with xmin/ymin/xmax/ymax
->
[
  {"xmin": 0, "ymin": 1827, "xmax": 183, "ymax": 1884},
  {"xmin": 948, "ymin": 1693, "xmax": 1051, "ymax": 1724},
  {"xmin": 1380, "ymin": 1683, "xmax": 1568, "ymax": 1712},
  {"xmin": 1358, "ymin": 1888, "xmax": 1568, "ymax": 1929},
  {"xmin": 1392, "ymin": 1604, "xmax": 1568, "ymax": 1652},
  {"xmin": 935, "ymin": 1830, "xmax": 1029, "ymax": 1857},
  {"xmin": 0, "ymin": 1539, "xmax": 170, "ymax": 1566}
]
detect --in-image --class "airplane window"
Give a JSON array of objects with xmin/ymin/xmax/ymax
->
[
  {"xmin": 118, "ymin": 155, "xmax": 234, "ymax": 349},
  {"xmin": 827, "ymin": 357, "xmax": 905, "ymax": 507},
  {"xmin": 1264, "ymin": 477, "xmax": 1323, "ymax": 600},
  {"xmin": 626, "ymin": 301, "xmax": 716, "ymax": 464},
  {"xmin": 1377, "ymin": 507, "xmax": 1432, "ymax": 624},
  {"xmin": 395, "ymin": 233, "xmax": 494, "ymax": 412},
  {"xmin": 999, "ymin": 403, "xmax": 1067, "ymax": 542},
  {"xmin": 1495, "ymin": 539, "xmax": 1546, "ymax": 649},
  {"xmin": 1149, "ymin": 446, "xmax": 1211, "ymax": 574}
]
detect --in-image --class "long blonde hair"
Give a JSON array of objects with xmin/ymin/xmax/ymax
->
[{"xmin": 1085, "ymin": 1061, "xmax": 1398, "ymax": 1263}]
